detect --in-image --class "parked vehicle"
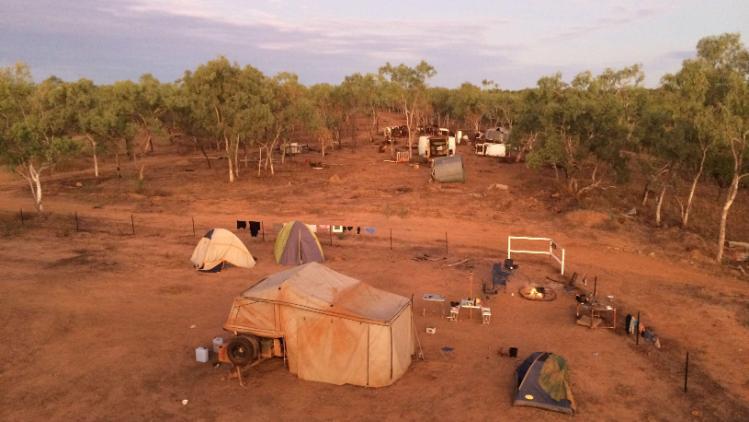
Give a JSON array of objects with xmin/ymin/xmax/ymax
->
[{"xmin": 474, "ymin": 142, "xmax": 507, "ymax": 157}]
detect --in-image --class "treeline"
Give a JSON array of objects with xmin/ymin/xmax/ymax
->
[{"xmin": 0, "ymin": 33, "xmax": 747, "ymax": 262}]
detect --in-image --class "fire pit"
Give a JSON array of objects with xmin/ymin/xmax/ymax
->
[{"xmin": 518, "ymin": 285, "xmax": 557, "ymax": 301}]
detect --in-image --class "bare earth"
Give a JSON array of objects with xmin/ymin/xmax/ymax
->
[{"xmin": 1, "ymin": 139, "xmax": 748, "ymax": 421}]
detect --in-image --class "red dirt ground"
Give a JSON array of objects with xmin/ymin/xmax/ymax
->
[{"xmin": 1, "ymin": 136, "xmax": 748, "ymax": 421}]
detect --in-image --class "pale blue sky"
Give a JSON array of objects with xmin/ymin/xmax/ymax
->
[{"xmin": 1, "ymin": 0, "xmax": 747, "ymax": 88}]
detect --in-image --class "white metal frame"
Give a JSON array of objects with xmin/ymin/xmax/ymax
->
[{"xmin": 507, "ymin": 236, "xmax": 566, "ymax": 275}]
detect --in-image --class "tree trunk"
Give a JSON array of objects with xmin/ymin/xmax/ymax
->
[
  {"xmin": 193, "ymin": 137, "xmax": 212, "ymax": 169},
  {"xmin": 370, "ymin": 107, "xmax": 378, "ymax": 143},
  {"xmin": 717, "ymin": 174, "xmax": 741, "ymax": 263},
  {"xmin": 225, "ymin": 135, "xmax": 235, "ymax": 183},
  {"xmin": 257, "ymin": 146, "xmax": 262, "ymax": 176},
  {"xmin": 86, "ymin": 135, "xmax": 99, "ymax": 178},
  {"xmin": 641, "ymin": 182, "xmax": 651, "ymax": 206},
  {"xmin": 115, "ymin": 152, "xmax": 121, "ymax": 178},
  {"xmin": 681, "ymin": 147, "xmax": 707, "ymax": 228},
  {"xmin": 142, "ymin": 132, "xmax": 153, "ymax": 154},
  {"xmin": 405, "ymin": 105, "xmax": 413, "ymax": 160},
  {"xmin": 234, "ymin": 135, "xmax": 240, "ymax": 177},
  {"xmin": 655, "ymin": 183, "xmax": 667, "ymax": 227},
  {"xmin": 18, "ymin": 163, "xmax": 44, "ymax": 212}
]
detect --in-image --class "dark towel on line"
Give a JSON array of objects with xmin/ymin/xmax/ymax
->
[
  {"xmin": 249, "ymin": 221, "xmax": 261, "ymax": 237},
  {"xmin": 356, "ymin": 227, "xmax": 361, "ymax": 234},
  {"xmin": 237, "ymin": 220, "xmax": 247, "ymax": 230}
]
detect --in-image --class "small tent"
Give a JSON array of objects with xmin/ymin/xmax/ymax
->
[
  {"xmin": 274, "ymin": 221, "xmax": 324, "ymax": 265},
  {"xmin": 190, "ymin": 228, "xmax": 255, "ymax": 271},
  {"xmin": 224, "ymin": 262, "xmax": 414, "ymax": 387},
  {"xmin": 514, "ymin": 352, "xmax": 576, "ymax": 415}
]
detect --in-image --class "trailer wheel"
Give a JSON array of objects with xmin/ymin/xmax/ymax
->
[{"xmin": 226, "ymin": 335, "xmax": 259, "ymax": 367}]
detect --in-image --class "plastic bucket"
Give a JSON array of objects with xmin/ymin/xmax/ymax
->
[{"xmin": 195, "ymin": 346, "xmax": 209, "ymax": 363}]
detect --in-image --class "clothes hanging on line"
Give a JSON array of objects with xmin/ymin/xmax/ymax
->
[
  {"xmin": 318, "ymin": 224, "xmax": 330, "ymax": 232},
  {"xmin": 356, "ymin": 227, "xmax": 361, "ymax": 235},
  {"xmin": 365, "ymin": 227, "xmax": 376, "ymax": 234},
  {"xmin": 332, "ymin": 225, "xmax": 344, "ymax": 233},
  {"xmin": 346, "ymin": 226, "xmax": 354, "ymax": 232},
  {"xmin": 249, "ymin": 221, "xmax": 261, "ymax": 237},
  {"xmin": 236, "ymin": 220, "xmax": 247, "ymax": 230},
  {"xmin": 307, "ymin": 224, "xmax": 317, "ymax": 233}
]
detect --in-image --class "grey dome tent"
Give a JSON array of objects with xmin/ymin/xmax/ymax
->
[{"xmin": 513, "ymin": 352, "xmax": 576, "ymax": 415}]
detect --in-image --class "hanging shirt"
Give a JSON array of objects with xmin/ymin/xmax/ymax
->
[
  {"xmin": 236, "ymin": 220, "xmax": 247, "ymax": 230},
  {"xmin": 332, "ymin": 225, "xmax": 344, "ymax": 233},
  {"xmin": 249, "ymin": 221, "xmax": 261, "ymax": 237},
  {"xmin": 365, "ymin": 227, "xmax": 376, "ymax": 235}
]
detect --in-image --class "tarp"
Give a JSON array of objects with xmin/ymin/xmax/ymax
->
[
  {"xmin": 224, "ymin": 262, "xmax": 414, "ymax": 387},
  {"xmin": 274, "ymin": 221, "xmax": 324, "ymax": 265},
  {"xmin": 190, "ymin": 228, "xmax": 255, "ymax": 271},
  {"xmin": 514, "ymin": 352, "xmax": 576, "ymax": 415}
]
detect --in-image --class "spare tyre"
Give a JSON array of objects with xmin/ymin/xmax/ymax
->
[{"xmin": 226, "ymin": 335, "xmax": 259, "ymax": 367}]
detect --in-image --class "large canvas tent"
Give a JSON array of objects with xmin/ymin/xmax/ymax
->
[
  {"xmin": 514, "ymin": 352, "xmax": 576, "ymax": 415},
  {"xmin": 190, "ymin": 228, "xmax": 255, "ymax": 271},
  {"xmin": 224, "ymin": 262, "xmax": 414, "ymax": 387},
  {"xmin": 274, "ymin": 221, "xmax": 324, "ymax": 265}
]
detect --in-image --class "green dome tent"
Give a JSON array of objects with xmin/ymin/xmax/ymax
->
[
  {"xmin": 274, "ymin": 221, "xmax": 324, "ymax": 265},
  {"xmin": 513, "ymin": 352, "xmax": 576, "ymax": 415}
]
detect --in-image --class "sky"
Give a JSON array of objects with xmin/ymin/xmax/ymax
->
[{"xmin": 1, "ymin": 0, "xmax": 747, "ymax": 89}]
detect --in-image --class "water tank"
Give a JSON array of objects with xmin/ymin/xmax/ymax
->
[{"xmin": 432, "ymin": 155, "xmax": 465, "ymax": 183}]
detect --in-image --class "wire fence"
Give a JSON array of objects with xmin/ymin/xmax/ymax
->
[{"xmin": 1, "ymin": 207, "xmax": 519, "ymax": 259}]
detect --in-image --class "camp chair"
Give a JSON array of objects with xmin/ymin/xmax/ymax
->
[
  {"xmin": 447, "ymin": 306, "xmax": 459, "ymax": 321},
  {"xmin": 481, "ymin": 307, "xmax": 492, "ymax": 325},
  {"xmin": 492, "ymin": 263, "xmax": 510, "ymax": 290},
  {"xmin": 483, "ymin": 282, "xmax": 498, "ymax": 295}
]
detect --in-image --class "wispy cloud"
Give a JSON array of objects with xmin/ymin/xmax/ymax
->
[{"xmin": 1, "ymin": 0, "xmax": 744, "ymax": 88}]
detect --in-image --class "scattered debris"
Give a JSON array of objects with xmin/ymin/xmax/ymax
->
[
  {"xmin": 328, "ymin": 174, "xmax": 342, "ymax": 184},
  {"xmin": 413, "ymin": 253, "xmax": 445, "ymax": 262},
  {"xmin": 181, "ymin": 399, "xmax": 189, "ymax": 406},
  {"xmin": 446, "ymin": 258, "xmax": 470, "ymax": 267},
  {"xmin": 498, "ymin": 347, "xmax": 518, "ymax": 358},
  {"xmin": 487, "ymin": 183, "xmax": 509, "ymax": 191},
  {"xmin": 425, "ymin": 327, "xmax": 436, "ymax": 334}
]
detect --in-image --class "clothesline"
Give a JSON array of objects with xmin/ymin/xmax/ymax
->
[{"xmin": 236, "ymin": 219, "xmax": 377, "ymax": 238}]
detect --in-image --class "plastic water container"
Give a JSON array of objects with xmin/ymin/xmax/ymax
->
[
  {"xmin": 195, "ymin": 346, "xmax": 209, "ymax": 363},
  {"xmin": 212, "ymin": 337, "xmax": 224, "ymax": 353}
]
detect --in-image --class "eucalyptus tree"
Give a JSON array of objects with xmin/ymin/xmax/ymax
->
[
  {"xmin": 514, "ymin": 67, "xmax": 639, "ymax": 200},
  {"xmin": 378, "ymin": 61, "xmax": 436, "ymax": 159},
  {"xmin": 308, "ymin": 83, "xmax": 343, "ymax": 156},
  {"xmin": 66, "ymin": 78, "xmax": 108, "ymax": 177},
  {"xmin": 180, "ymin": 57, "xmax": 253, "ymax": 182},
  {"xmin": 450, "ymin": 82, "xmax": 485, "ymax": 132},
  {"xmin": 689, "ymin": 34, "xmax": 749, "ymax": 262},
  {"xmin": 0, "ymin": 64, "xmax": 77, "ymax": 211}
]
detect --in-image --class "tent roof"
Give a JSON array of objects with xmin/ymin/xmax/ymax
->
[
  {"xmin": 514, "ymin": 352, "xmax": 575, "ymax": 415},
  {"xmin": 241, "ymin": 262, "xmax": 409, "ymax": 324}
]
